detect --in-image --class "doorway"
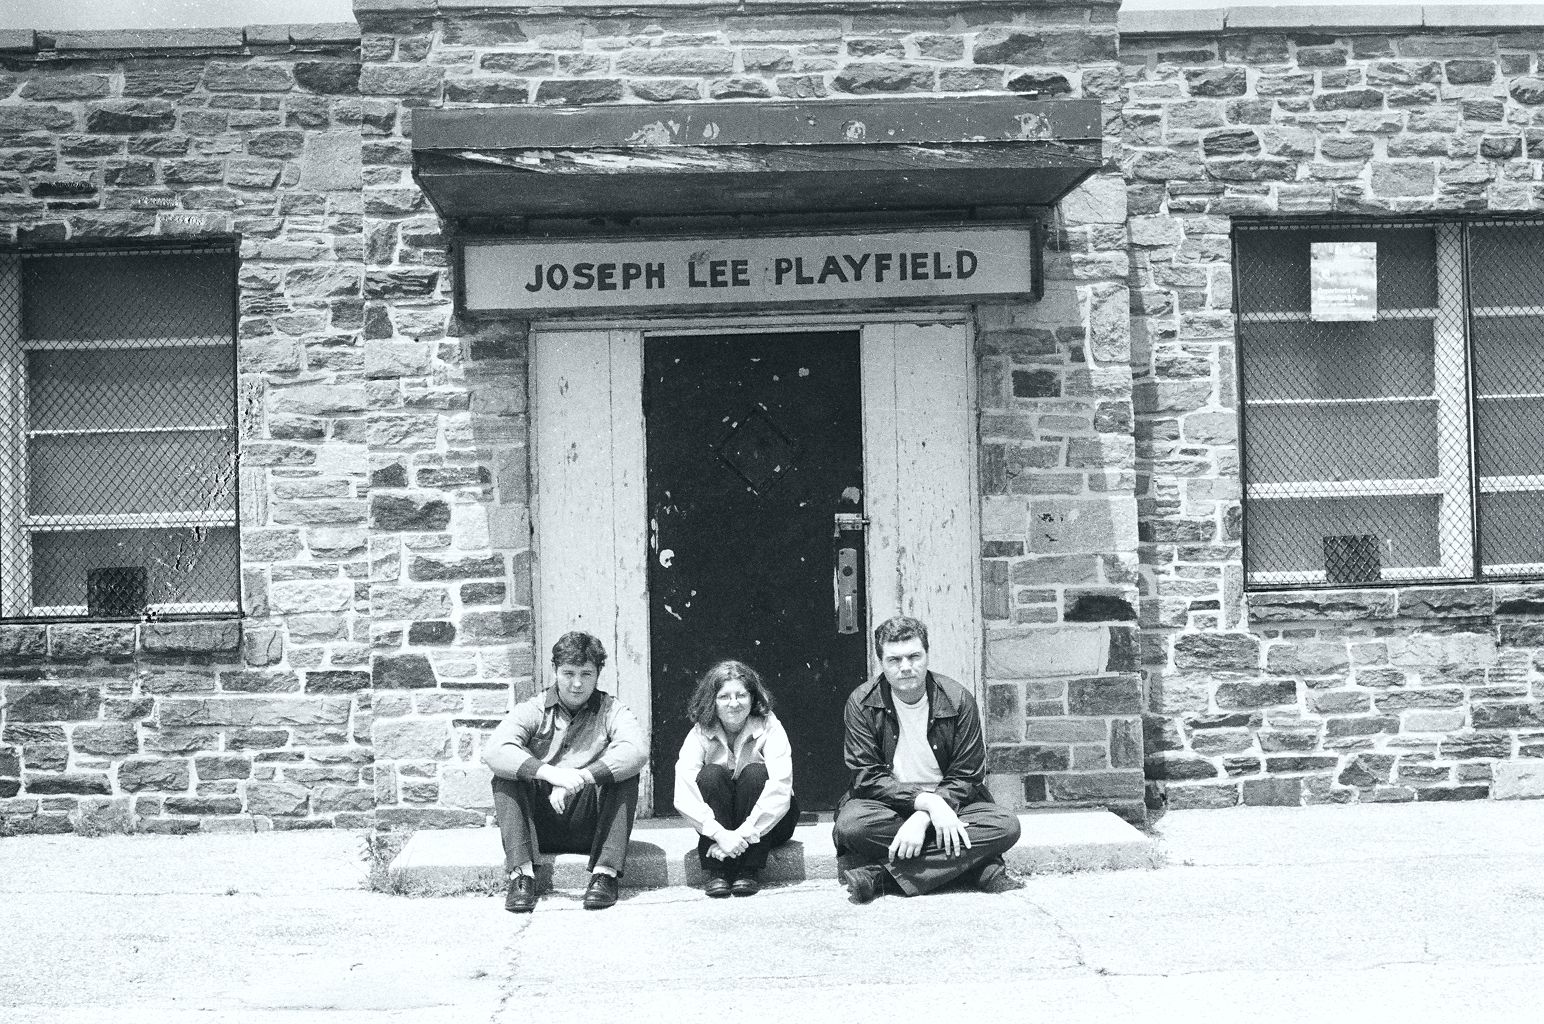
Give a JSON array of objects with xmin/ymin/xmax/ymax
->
[{"xmin": 644, "ymin": 331, "xmax": 869, "ymax": 810}]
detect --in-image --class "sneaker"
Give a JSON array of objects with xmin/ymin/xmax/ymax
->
[
  {"xmin": 730, "ymin": 870, "xmax": 761, "ymax": 897},
  {"xmin": 505, "ymin": 874, "xmax": 537, "ymax": 914},
  {"xmin": 842, "ymin": 864, "xmax": 890, "ymax": 905},
  {"xmin": 582, "ymin": 872, "xmax": 619, "ymax": 910},
  {"xmin": 975, "ymin": 860, "xmax": 1025, "ymax": 894}
]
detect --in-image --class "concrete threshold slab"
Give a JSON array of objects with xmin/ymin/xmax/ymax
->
[{"xmin": 387, "ymin": 808, "xmax": 1157, "ymax": 895}]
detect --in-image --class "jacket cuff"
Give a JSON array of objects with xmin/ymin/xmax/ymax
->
[
  {"xmin": 588, "ymin": 761, "xmax": 615, "ymax": 785},
  {"xmin": 515, "ymin": 756, "xmax": 543, "ymax": 782}
]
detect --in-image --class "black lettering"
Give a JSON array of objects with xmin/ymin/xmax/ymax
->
[
  {"xmin": 773, "ymin": 257, "xmax": 793, "ymax": 285},
  {"xmin": 573, "ymin": 263, "xmax": 594, "ymax": 290},
  {"xmin": 688, "ymin": 260, "xmax": 708, "ymax": 288},
  {"xmin": 596, "ymin": 263, "xmax": 615, "ymax": 291},
  {"xmin": 910, "ymin": 252, "xmax": 929, "ymax": 280},
  {"xmin": 546, "ymin": 264, "xmax": 568, "ymax": 291},
  {"xmin": 875, "ymin": 253, "xmax": 892, "ymax": 283},
  {"xmin": 842, "ymin": 253, "xmax": 871, "ymax": 281},
  {"xmin": 817, "ymin": 255, "xmax": 848, "ymax": 285},
  {"xmin": 731, "ymin": 259, "xmax": 750, "ymax": 287},
  {"xmin": 932, "ymin": 251, "xmax": 952, "ymax": 280},
  {"xmin": 899, "ymin": 252, "xmax": 907, "ymax": 281},
  {"xmin": 956, "ymin": 249, "xmax": 977, "ymax": 280},
  {"xmin": 525, "ymin": 263, "xmax": 544, "ymax": 293},
  {"xmin": 646, "ymin": 262, "xmax": 665, "ymax": 288},
  {"xmin": 795, "ymin": 257, "xmax": 814, "ymax": 285},
  {"xmin": 709, "ymin": 260, "xmax": 728, "ymax": 287},
  {"xmin": 622, "ymin": 263, "xmax": 642, "ymax": 289}
]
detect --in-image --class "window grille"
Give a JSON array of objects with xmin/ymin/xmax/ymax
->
[
  {"xmin": 1236, "ymin": 219, "xmax": 1544, "ymax": 589},
  {"xmin": 0, "ymin": 243, "xmax": 240, "ymax": 620}
]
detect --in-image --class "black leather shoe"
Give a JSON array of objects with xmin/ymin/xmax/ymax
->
[
  {"xmin": 505, "ymin": 874, "xmax": 537, "ymax": 914},
  {"xmin": 582, "ymin": 872, "xmax": 619, "ymax": 910},
  {"xmin": 842, "ymin": 864, "xmax": 890, "ymax": 905},
  {"xmin": 704, "ymin": 873, "xmax": 733, "ymax": 898},
  {"xmin": 975, "ymin": 860, "xmax": 1025, "ymax": 894},
  {"xmin": 730, "ymin": 871, "xmax": 761, "ymax": 897}
]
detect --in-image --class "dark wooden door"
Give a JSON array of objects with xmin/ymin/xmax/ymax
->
[{"xmin": 645, "ymin": 331, "xmax": 867, "ymax": 811}]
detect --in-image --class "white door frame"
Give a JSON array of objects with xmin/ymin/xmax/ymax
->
[{"xmin": 529, "ymin": 313, "xmax": 982, "ymax": 814}]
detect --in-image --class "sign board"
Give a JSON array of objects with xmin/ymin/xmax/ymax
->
[
  {"xmin": 1310, "ymin": 241, "xmax": 1378, "ymax": 322},
  {"xmin": 460, "ymin": 226, "xmax": 1038, "ymax": 314}
]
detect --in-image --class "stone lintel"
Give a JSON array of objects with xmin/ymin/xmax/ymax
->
[
  {"xmin": 48, "ymin": 29, "xmax": 246, "ymax": 52},
  {"xmin": 0, "ymin": 29, "xmax": 37, "ymax": 52},
  {"xmin": 361, "ymin": 0, "xmax": 1121, "ymax": 14}
]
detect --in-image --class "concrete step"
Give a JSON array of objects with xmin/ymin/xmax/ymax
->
[{"xmin": 387, "ymin": 809, "xmax": 1158, "ymax": 895}]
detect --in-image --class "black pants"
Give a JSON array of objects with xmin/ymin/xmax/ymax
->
[
  {"xmin": 695, "ymin": 762, "xmax": 800, "ymax": 874},
  {"xmin": 832, "ymin": 797, "xmax": 1020, "ymax": 896},
  {"xmin": 491, "ymin": 774, "xmax": 639, "ymax": 877}
]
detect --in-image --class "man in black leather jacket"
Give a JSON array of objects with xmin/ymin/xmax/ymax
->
[{"xmin": 833, "ymin": 615, "xmax": 1023, "ymax": 903}]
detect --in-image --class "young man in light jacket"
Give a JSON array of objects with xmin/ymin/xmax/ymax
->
[{"xmin": 483, "ymin": 631, "xmax": 647, "ymax": 913}]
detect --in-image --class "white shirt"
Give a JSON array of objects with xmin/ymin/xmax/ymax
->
[
  {"xmin": 890, "ymin": 693, "xmax": 942, "ymax": 787},
  {"xmin": 672, "ymin": 712, "xmax": 795, "ymax": 843}
]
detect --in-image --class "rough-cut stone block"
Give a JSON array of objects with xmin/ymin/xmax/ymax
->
[
  {"xmin": 1397, "ymin": 587, "xmax": 1494, "ymax": 618},
  {"xmin": 1145, "ymin": 753, "xmax": 1218, "ymax": 780},
  {"xmin": 439, "ymin": 763, "xmax": 495, "ymax": 809},
  {"xmin": 460, "ymin": 612, "xmax": 532, "ymax": 643},
  {"xmin": 1215, "ymin": 680, "xmax": 1298, "ymax": 710},
  {"xmin": 1242, "ymin": 777, "xmax": 1302, "ymax": 806},
  {"xmin": 1046, "ymin": 771, "xmax": 1143, "ymax": 802},
  {"xmin": 26, "ymin": 772, "xmax": 110, "ymax": 796},
  {"xmin": 307, "ymin": 671, "xmax": 371, "ymax": 694},
  {"xmin": 372, "ymin": 494, "xmax": 451, "ymax": 532},
  {"xmin": 142, "ymin": 622, "xmax": 241, "ymax": 655},
  {"xmin": 1067, "ymin": 675, "xmax": 1142, "ymax": 715},
  {"xmin": 0, "ymin": 626, "xmax": 47, "ymax": 658},
  {"xmin": 269, "ymin": 580, "xmax": 353, "ymax": 614},
  {"xmin": 194, "ymin": 755, "xmax": 251, "ymax": 781},
  {"xmin": 1492, "ymin": 762, "xmax": 1544, "ymax": 799},
  {"xmin": 986, "ymin": 626, "xmax": 1108, "ymax": 679},
  {"xmin": 1247, "ymin": 590, "xmax": 1396, "ymax": 622},
  {"xmin": 1174, "ymin": 633, "xmax": 1260, "ymax": 672},
  {"xmin": 1028, "ymin": 498, "xmax": 1134, "ymax": 555},
  {"xmin": 157, "ymin": 698, "xmax": 351, "ymax": 729},
  {"xmin": 5, "ymin": 685, "xmax": 101, "ymax": 723},
  {"xmin": 1163, "ymin": 782, "xmax": 1239, "ymax": 809},
  {"xmin": 116, "ymin": 757, "xmax": 189, "ymax": 793},
  {"xmin": 1266, "ymin": 641, "xmax": 1349, "ymax": 676},
  {"xmin": 301, "ymin": 131, "xmax": 362, "ymax": 192},
  {"xmin": 48, "ymin": 625, "xmax": 136, "ymax": 660},
  {"xmin": 246, "ymin": 782, "xmax": 309, "ymax": 816},
  {"xmin": 374, "ymin": 720, "xmax": 450, "ymax": 760},
  {"xmin": 988, "ymin": 744, "xmax": 1071, "ymax": 772},
  {"xmin": 72, "ymin": 723, "xmax": 137, "ymax": 756},
  {"xmin": 219, "ymin": 671, "xmax": 301, "ymax": 694}
]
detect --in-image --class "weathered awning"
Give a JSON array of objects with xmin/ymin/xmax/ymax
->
[{"xmin": 411, "ymin": 98, "xmax": 1102, "ymax": 221}]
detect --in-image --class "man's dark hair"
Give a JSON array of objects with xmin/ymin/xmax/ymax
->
[
  {"xmin": 685, "ymin": 660, "xmax": 776, "ymax": 728},
  {"xmin": 873, "ymin": 615, "xmax": 929, "ymax": 659},
  {"xmin": 551, "ymin": 631, "xmax": 607, "ymax": 672}
]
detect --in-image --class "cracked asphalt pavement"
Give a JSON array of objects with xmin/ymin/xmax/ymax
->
[{"xmin": 6, "ymin": 800, "xmax": 1544, "ymax": 1023}]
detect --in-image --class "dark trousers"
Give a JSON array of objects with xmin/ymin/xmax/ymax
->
[
  {"xmin": 832, "ymin": 797, "xmax": 1021, "ymax": 896},
  {"xmin": 696, "ymin": 762, "xmax": 800, "ymax": 874},
  {"xmin": 491, "ymin": 774, "xmax": 639, "ymax": 877}
]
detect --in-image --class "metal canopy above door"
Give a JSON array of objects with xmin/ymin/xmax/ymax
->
[{"xmin": 410, "ymin": 97, "xmax": 1103, "ymax": 221}]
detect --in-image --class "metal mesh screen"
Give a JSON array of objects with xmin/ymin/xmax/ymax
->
[
  {"xmin": 0, "ymin": 244, "xmax": 239, "ymax": 620},
  {"xmin": 1469, "ymin": 222, "xmax": 1544, "ymax": 577},
  {"xmin": 1236, "ymin": 222, "xmax": 1474, "ymax": 588}
]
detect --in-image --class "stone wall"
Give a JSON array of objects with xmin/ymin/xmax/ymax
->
[
  {"xmin": 352, "ymin": 0, "xmax": 1146, "ymax": 822},
  {"xmin": 0, "ymin": 24, "xmax": 375, "ymax": 834},
  {"xmin": 1124, "ymin": 21, "xmax": 1544, "ymax": 808}
]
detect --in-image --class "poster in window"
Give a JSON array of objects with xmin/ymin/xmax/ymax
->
[{"xmin": 1310, "ymin": 241, "xmax": 1378, "ymax": 321}]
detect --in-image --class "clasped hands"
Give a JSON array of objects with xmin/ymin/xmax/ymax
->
[
  {"xmin": 887, "ymin": 792, "xmax": 972, "ymax": 862},
  {"xmin": 538, "ymin": 764, "xmax": 591, "ymax": 814},
  {"xmin": 705, "ymin": 823, "xmax": 752, "ymax": 860}
]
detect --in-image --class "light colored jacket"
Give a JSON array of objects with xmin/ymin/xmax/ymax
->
[
  {"xmin": 673, "ymin": 712, "xmax": 794, "ymax": 843},
  {"xmin": 483, "ymin": 687, "xmax": 647, "ymax": 785}
]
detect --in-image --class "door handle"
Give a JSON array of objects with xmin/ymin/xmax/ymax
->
[{"xmin": 836, "ymin": 547, "xmax": 859, "ymax": 634}]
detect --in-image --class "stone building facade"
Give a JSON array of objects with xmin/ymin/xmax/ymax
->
[{"xmin": 2, "ymin": 0, "xmax": 1544, "ymax": 836}]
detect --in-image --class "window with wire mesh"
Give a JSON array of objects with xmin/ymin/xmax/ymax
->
[
  {"xmin": 1236, "ymin": 219, "xmax": 1544, "ymax": 589},
  {"xmin": 0, "ymin": 243, "xmax": 240, "ymax": 620}
]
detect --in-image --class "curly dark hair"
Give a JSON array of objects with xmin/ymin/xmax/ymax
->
[
  {"xmin": 685, "ymin": 660, "xmax": 776, "ymax": 729},
  {"xmin": 873, "ymin": 615, "xmax": 929, "ymax": 658},
  {"xmin": 551, "ymin": 631, "xmax": 607, "ymax": 672}
]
